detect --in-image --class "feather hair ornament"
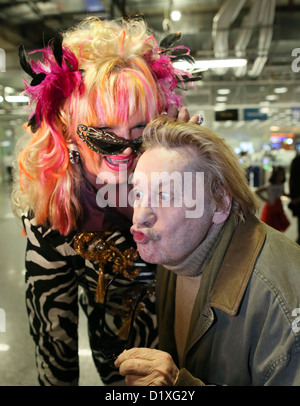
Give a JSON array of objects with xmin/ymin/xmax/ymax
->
[
  {"xmin": 143, "ymin": 31, "xmax": 202, "ymax": 107},
  {"xmin": 19, "ymin": 33, "xmax": 84, "ymax": 133}
]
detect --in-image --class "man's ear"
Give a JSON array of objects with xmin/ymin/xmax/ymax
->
[{"xmin": 212, "ymin": 193, "xmax": 232, "ymax": 225}]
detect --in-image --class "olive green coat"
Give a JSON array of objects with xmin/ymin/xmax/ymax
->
[{"xmin": 156, "ymin": 214, "xmax": 300, "ymax": 386}]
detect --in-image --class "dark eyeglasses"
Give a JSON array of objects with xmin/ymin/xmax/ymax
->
[{"xmin": 77, "ymin": 124, "xmax": 143, "ymax": 155}]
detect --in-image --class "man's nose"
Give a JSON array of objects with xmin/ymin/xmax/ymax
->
[{"xmin": 133, "ymin": 205, "xmax": 156, "ymax": 228}]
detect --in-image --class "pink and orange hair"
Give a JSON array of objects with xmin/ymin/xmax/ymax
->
[{"xmin": 13, "ymin": 16, "xmax": 191, "ymax": 234}]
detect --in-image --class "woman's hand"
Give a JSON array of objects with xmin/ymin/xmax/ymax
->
[
  {"xmin": 166, "ymin": 105, "xmax": 203, "ymax": 124},
  {"xmin": 115, "ymin": 348, "xmax": 179, "ymax": 386}
]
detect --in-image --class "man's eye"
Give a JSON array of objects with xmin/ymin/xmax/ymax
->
[
  {"xmin": 160, "ymin": 192, "xmax": 171, "ymax": 201},
  {"xmin": 134, "ymin": 189, "xmax": 143, "ymax": 200}
]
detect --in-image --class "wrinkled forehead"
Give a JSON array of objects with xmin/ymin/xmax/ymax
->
[
  {"xmin": 138, "ymin": 146, "xmax": 195, "ymax": 171},
  {"xmin": 133, "ymin": 146, "xmax": 197, "ymax": 185}
]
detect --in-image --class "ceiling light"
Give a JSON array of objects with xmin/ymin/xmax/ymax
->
[
  {"xmin": 171, "ymin": 10, "xmax": 181, "ymax": 21},
  {"xmin": 266, "ymin": 94, "xmax": 278, "ymax": 101},
  {"xmin": 216, "ymin": 96, "xmax": 227, "ymax": 102},
  {"xmin": 5, "ymin": 95, "xmax": 29, "ymax": 103},
  {"xmin": 214, "ymin": 103, "xmax": 227, "ymax": 111},
  {"xmin": 0, "ymin": 96, "xmax": 3, "ymax": 102},
  {"xmin": 217, "ymin": 88, "xmax": 231, "ymax": 95},
  {"xmin": 173, "ymin": 58, "xmax": 247, "ymax": 70},
  {"xmin": 274, "ymin": 87, "xmax": 288, "ymax": 94},
  {"xmin": 0, "ymin": 344, "xmax": 9, "ymax": 351},
  {"xmin": 4, "ymin": 86, "xmax": 15, "ymax": 95},
  {"xmin": 259, "ymin": 101, "xmax": 270, "ymax": 107}
]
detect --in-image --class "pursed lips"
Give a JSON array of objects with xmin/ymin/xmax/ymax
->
[{"xmin": 130, "ymin": 226, "xmax": 160, "ymax": 244}]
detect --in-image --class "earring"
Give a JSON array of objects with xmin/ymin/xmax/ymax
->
[{"xmin": 68, "ymin": 143, "xmax": 80, "ymax": 164}]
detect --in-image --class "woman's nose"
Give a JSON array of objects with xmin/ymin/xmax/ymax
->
[
  {"xmin": 122, "ymin": 146, "xmax": 134, "ymax": 156},
  {"xmin": 119, "ymin": 128, "xmax": 131, "ymax": 141}
]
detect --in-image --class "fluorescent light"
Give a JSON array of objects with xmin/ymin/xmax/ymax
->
[
  {"xmin": 216, "ymin": 96, "xmax": 227, "ymax": 102},
  {"xmin": 214, "ymin": 103, "xmax": 227, "ymax": 111},
  {"xmin": 0, "ymin": 96, "xmax": 3, "ymax": 102},
  {"xmin": 274, "ymin": 87, "xmax": 288, "ymax": 94},
  {"xmin": 5, "ymin": 95, "xmax": 29, "ymax": 103},
  {"xmin": 174, "ymin": 58, "xmax": 247, "ymax": 70},
  {"xmin": 0, "ymin": 344, "xmax": 9, "ymax": 351},
  {"xmin": 217, "ymin": 88, "xmax": 231, "ymax": 95},
  {"xmin": 171, "ymin": 10, "xmax": 181, "ymax": 21},
  {"xmin": 266, "ymin": 94, "xmax": 278, "ymax": 101}
]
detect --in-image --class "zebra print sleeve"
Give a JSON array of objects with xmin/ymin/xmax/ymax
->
[{"xmin": 23, "ymin": 215, "xmax": 81, "ymax": 386}]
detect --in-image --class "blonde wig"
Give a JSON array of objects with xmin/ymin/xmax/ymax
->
[
  {"xmin": 13, "ymin": 17, "xmax": 192, "ymax": 234},
  {"xmin": 142, "ymin": 116, "xmax": 259, "ymax": 222}
]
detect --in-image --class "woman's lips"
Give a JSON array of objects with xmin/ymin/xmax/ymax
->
[{"xmin": 104, "ymin": 154, "xmax": 134, "ymax": 171}]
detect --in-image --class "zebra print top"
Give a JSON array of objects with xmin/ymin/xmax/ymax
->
[{"xmin": 23, "ymin": 214, "xmax": 158, "ymax": 385}]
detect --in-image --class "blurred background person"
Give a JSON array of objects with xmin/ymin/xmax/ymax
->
[
  {"xmin": 289, "ymin": 152, "xmax": 300, "ymax": 244},
  {"xmin": 256, "ymin": 166, "xmax": 290, "ymax": 232}
]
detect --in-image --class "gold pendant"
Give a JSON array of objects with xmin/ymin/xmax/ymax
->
[
  {"xmin": 95, "ymin": 269, "xmax": 106, "ymax": 304},
  {"xmin": 73, "ymin": 231, "xmax": 141, "ymax": 303}
]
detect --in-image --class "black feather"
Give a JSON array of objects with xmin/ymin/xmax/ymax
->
[
  {"xmin": 165, "ymin": 48, "xmax": 189, "ymax": 57},
  {"xmin": 182, "ymin": 74, "xmax": 202, "ymax": 82},
  {"xmin": 79, "ymin": 69, "xmax": 85, "ymax": 89},
  {"xmin": 172, "ymin": 54, "xmax": 195, "ymax": 64},
  {"xmin": 64, "ymin": 58, "xmax": 73, "ymax": 70},
  {"xmin": 18, "ymin": 44, "xmax": 36, "ymax": 78},
  {"xmin": 50, "ymin": 32, "xmax": 63, "ymax": 67},
  {"xmin": 159, "ymin": 32, "xmax": 182, "ymax": 49},
  {"xmin": 28, "ymin": 114, "xmax": 39, "ymax": 133},
  {"xmin": 30, "ymin": 72, "xmax": 47, "ymax": 86}
]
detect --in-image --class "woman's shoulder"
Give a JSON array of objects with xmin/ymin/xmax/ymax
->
[{"xmin": 22, "ymin": 212, "xmax": 75, "ymax": 247}]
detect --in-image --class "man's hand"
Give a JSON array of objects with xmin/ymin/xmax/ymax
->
[{"xmin": 115, "ymin": 348, "xmax": 179, "ymax": 386}]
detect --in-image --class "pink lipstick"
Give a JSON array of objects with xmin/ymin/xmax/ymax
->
[{"xmin": 104, "ymin": 154, "xmax": 134, "ymax": 171}]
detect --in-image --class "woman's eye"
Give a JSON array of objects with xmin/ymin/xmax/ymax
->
[{"xmin": 131, "ymin": 124, "xmax": 147, "ymax": 139}]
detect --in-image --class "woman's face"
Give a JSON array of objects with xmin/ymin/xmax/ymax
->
[{"xmin": 78, "ymin": 111, "xmax": 147, "ymax": 187}]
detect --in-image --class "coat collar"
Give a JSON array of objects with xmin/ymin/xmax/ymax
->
[{"xmin": 209, "ymin": 213, "xmax": 266, "ymax": 316}]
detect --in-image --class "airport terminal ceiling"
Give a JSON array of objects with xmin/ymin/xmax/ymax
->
[{"xmin": 0, "ymin": 0, "xmax": 300, "ymax": 154}]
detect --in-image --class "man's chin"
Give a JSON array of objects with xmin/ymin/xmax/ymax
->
[{"xmin": 137, "ymin": 245, "xmax": 159, "ymax": 265}]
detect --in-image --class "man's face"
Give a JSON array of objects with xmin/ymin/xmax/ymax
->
[{"xmin": 131, "ymin": 146, "xmax": 217, "ymax": 266}]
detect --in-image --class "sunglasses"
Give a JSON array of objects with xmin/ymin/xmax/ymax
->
[{"xmin": 77, "ymin": 124, "xmax": 143, "ymax": 155}]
